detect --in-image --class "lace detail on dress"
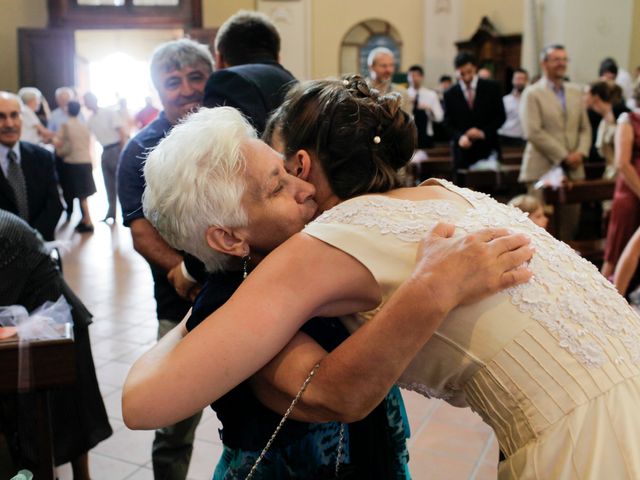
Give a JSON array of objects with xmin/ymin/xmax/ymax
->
[
  {"xmin": 396, "ymin": 381, "xmax": 457, "ymax": 401},
  {"xmin": 311, "ymin": 179, "xmax": 640, "ymax": 368},
  {"xmin": 312, "ymin": 196, "xmax": 464, "ymax": 242},
  {"xmin": 442, "ymin": 180, "xmax": 640, "ymax": 368}
]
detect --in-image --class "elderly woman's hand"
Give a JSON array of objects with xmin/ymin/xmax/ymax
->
[
  {"xmin": 411, "ymin": 223, "xmax": 534, "ymax": 314},
  {"xmin": 167, "ymin": 262, "xmax": 201, "ymax": 302}
]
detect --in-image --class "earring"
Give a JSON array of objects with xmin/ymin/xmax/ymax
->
[{"xmin": 242, "ymin": 254, "xmax": 251, "ymax": 279}]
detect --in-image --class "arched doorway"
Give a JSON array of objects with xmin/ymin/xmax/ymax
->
[{"xmin": 340, "ymin": 19, "xmax": 403, "ymax": 77}]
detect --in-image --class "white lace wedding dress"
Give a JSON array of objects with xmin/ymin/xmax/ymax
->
[{"xmin": 303, "ymin": 179, "xmax": 640, "ymax": 479}]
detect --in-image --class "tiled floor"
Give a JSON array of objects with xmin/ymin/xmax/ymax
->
[{"xmin": 52, "ymin": 174, "xmax": 499, "ymax": 480}]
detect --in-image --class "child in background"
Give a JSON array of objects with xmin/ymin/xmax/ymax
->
[{"xmin": 509, "ymin": 194, "xmax": 549, "ymax": 230}]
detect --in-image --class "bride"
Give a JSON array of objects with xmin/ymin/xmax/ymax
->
[{"xmin": 125, "ymin": 77, "xmax": 640, "ymax": 479}]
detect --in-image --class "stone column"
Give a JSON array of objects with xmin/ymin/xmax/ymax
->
[
  {"xmin": 521, "ymin": 0, "xmax": 542, "ymax": 78},
  {"xmin": 422, "ymin": 0, "xmax": 462, "ymax": 86}
]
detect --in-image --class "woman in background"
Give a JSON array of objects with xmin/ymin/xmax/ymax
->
[
  {"xmin": 602, "ymin": 84, "xmax": 640, "ymax": 286},
  {"xmin": 0, "ymin": 209, "xmax": 112, "ymax": 479},
  {"xmin": 55, "ymin": 101, "xmax": 96, "ymax": 233}
]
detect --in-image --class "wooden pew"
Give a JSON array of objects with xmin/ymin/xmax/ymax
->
[
  {"xmin": 409, "ymin": 150, "xmax": 452, "ymax": 183},
  {"xmin": 542, "ymin": 179, "xmax": 616, "ymax": 264},
  {"xmin": 584, "ymin": 162, "xmax": 607, "ymax": 179},
  {"xmin": 424, "ymin": 146, "xmax": 451, "ymax": 158},
  {"xmin": 411, "ymin": 153, "xmax": 525, "ymax": 200},
  {"xmin": 456, "ymin": 164, "xmax": 525, "ymax": 201},
  {"xmin": 502, "ymin": 145, "xmax": 525, "ymax": 154},
  {"xmin": 501, "ymin": 151, "xmax": 523, "ymax": 165},
  {"xmin": 543, "ymin": 178, "xmax": 615, "ymax": 207}
]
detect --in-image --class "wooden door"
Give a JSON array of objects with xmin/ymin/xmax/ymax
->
[{"xmin": 18, "ymin": 28, "xmax": 76, "ymax": 108}]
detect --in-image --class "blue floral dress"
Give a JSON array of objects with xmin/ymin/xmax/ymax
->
[{"xmin": 187, "ymin": 271, "xmax": 412, "ymax": 480}]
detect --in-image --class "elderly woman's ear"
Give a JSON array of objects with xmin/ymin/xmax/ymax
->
[{"xmin": 205, "ymin": 226, "xmax": 249, "ymax": 258}]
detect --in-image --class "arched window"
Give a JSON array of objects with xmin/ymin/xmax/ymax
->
[{"xmin": 340, "ymin": 19, "xmax": 402, "ymax": 77}]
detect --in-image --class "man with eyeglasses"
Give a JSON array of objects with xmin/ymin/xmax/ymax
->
[{"xmin": 519, "ymin": 44, "xmax": 591, "ymax": 241}]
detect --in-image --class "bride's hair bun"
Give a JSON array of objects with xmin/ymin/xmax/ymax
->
[
  {"xmin": 270, "ymin": 75, "xmax": 416, "ymax": 199},
  {"xmin": 342, "ymin": 75, "xmax": 375, "ymax": 99}
]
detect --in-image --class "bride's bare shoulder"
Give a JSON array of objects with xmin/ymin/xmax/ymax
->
[{"xmin": 375, "ymin": 182, "xmax": 471, "ymax": 208}]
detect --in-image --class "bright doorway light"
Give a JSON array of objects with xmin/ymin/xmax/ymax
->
[{"xmin": 88, "ymin": 52, "xmax": 153, "ymax": 111}]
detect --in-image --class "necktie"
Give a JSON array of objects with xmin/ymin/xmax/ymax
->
[
  {"xmin": 553, "ymin": 84, "xmax": 566, "ymax": 112},
  {"xmin": 466, "ymin": 87, "xmax": 474, "ymax": 109},
  {"xmin": 6, "ymin": 150, "xmax": 29, "ymax": 220}
]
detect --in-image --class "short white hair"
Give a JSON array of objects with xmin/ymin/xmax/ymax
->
[
  {"xmin": 55, "ymin": 87, "xmax": 75, "ymax": 100},
  {"xmin": 367, "ymin": 47, "xmax": 394, "ymax": 68},
  {"xmin": 143, "ymin": 107, "xmax": 256, "ymax": 272},
  {"xmin": 17, "ymin": 87, "xmax": 42, "ymax": 106}
]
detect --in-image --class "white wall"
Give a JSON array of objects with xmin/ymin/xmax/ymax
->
[
  {"xmin": 422, "ymin": 0, "xmax": 525, "ymax": 86},
  {"xmin": 422, "ymin": 0, "xmax": 459, "ymax": 86},
  {"xmin": 540, "ymin": 0, "xmax": 634, "ymax": 83},
  {"xmin": 258, "ymin": 0, "xmax": 311, "ymax": 79}
]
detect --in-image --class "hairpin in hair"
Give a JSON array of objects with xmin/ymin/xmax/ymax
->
[
  {"xmin": 342, "ymin": 79, "xmax": 349, "ymax": 86},
  {"xmin": 373, "ymin": 135, "xmax": 381, "ymax": 144}
]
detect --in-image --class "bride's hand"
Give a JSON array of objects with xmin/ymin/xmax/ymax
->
[{"xmin": 412, "ymin": 223, "xmax": 534, "ymax": 312}]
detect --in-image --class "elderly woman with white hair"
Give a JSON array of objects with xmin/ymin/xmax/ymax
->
[
  {"xmin": 17, "ymin": 87, "xmax": 53, "ymax": 145},
  {"xmin": 129, "ymin": 101, "xmax": 532, "ymax": 479},
  {"xmin": 127, "ymin": 77, "xmax": 640, "ymax": 478}
]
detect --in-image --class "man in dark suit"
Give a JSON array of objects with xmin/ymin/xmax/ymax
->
[
  {"xmin": 0, "ymin": 91, "xmax": 62, "ymax": 240},
  {"xmin": 444, "ymin": 52, "xmax": 506, "ymax": 183},
  {"xmin": 203, "ymin": 11, "xmax": 296, "ymax": 135}
]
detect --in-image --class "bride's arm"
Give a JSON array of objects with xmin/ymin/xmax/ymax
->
[{"xmin": 250, "ymin": 224, "xmax": 534, "ymax": 423}]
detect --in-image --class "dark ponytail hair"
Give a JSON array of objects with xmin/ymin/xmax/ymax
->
[{"xmin": 267, "ymin": 75, "xmax": 416, "ymax": 200}]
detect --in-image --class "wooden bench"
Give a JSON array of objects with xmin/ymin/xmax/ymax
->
[
  {"xmin": 456, "ymin": 164, "xmax": 525, "ymax": 201},
  {"xmin": 585, "ymin": 162, "xmax": 607, "ymax": 179},
  {"xmin": 542, "ymin": 179, "xmax": 615, "ymax": 207},
  {"xmin": 502, "ymin": 145, "xmax": 525, "ymax": 154},
  {"xmin": 542, "ymin": 179, "xmax": 616, "ymax": 264},
  {"xmin": 0, "ymin": 325, "xmax": 76, "ymax": 480},
  {"xmin": 424, "ymin": 146, "xmax": 452, "ymax": 157},
  {"xmin": 409, "ymin": 151, "xmax": 452, "ymax": 183},
  {"xmin": 501, "ymin": 151, "xmax": 522, "ymax": 165}
]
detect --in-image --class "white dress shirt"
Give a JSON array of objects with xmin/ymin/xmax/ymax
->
[
  {"xmin": 407, "ymin": 86, "xmax": 444, "ymax": 136},
  {"xmin": 87, "ymin": 107, "xmax": 122, "ymax": 147},
  {"xmin": 20, "ymin": 107, "xmax": 43, "ymax": 144},
  {"xmin": 498, "ymin": 92, "xmax": 524, "ymax": 139}
]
